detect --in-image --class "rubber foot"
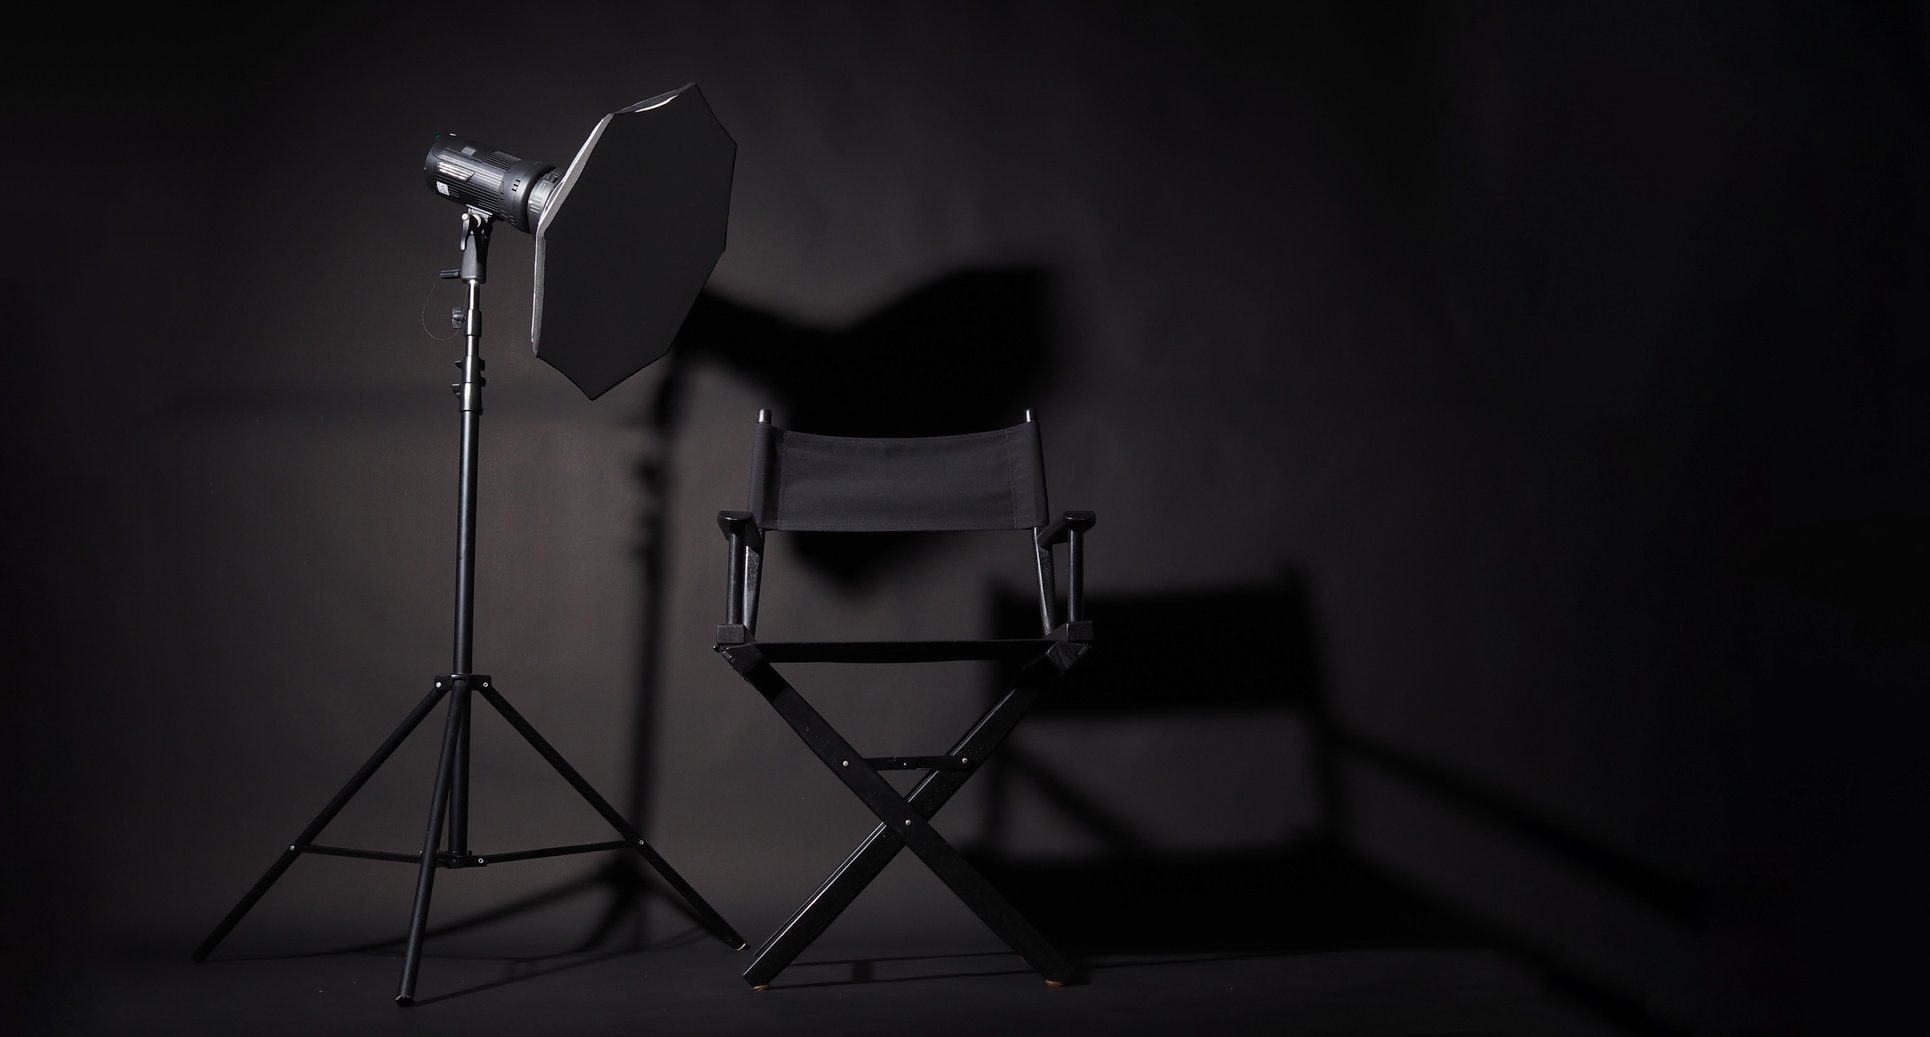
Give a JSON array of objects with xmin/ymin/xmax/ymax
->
[
  {"xmin": 752, "ymin": 984, "xmax": 770, "ymax": 992},
  {"xmin": 395, "ymin": 994, "xmax": 414, "ymax": 1007},
  {"xmin": 1044, "ymin": 980, "xmax": 1065, "ymax": 989}
]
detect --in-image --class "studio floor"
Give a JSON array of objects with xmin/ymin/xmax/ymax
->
[
  {"xmin": 20, "ymin": 932, "xmax": 1608, "ymax": 1037},
  {"xmin": 7, "ymin": 839, "xmax": 1695, "ymax": 1035}
]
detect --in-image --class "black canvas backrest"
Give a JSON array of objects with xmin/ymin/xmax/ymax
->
[{"xmin": 745, "ymin": 419, "xmax": 1050, "ymax": 532}]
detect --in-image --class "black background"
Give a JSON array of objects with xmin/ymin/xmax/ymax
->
[{"xmin": 6, "ymin": 3, "xmax": 1927, "ymax": 1034}]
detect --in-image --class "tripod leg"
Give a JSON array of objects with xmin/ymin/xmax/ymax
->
[
  {"xmin": 395, "ymin": 680, "xmax": 468, "ymax": 1006},
  {"xmin": 449, "ymin": 680, "xmax": 472, "ymax": 857},
  {"xmin": 474, "ymin": 682, "xmax": 745, "ymax": 949},
  {"xmin": 194, "ymin": 679, "xmax": 454, "ymax": 962}
]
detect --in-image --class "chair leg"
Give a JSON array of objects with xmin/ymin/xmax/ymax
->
[{"xmin": 728, "ymin": 647, "xmax": 1080, "ymax": 988}]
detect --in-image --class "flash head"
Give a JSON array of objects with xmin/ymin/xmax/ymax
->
[
  {"xmin": 417, "ymin": 84, "xmax": 735, "ymax": 400},
  {"xmin": 424, "ymin": 135, "xmax": 564, "ymax": 234}
]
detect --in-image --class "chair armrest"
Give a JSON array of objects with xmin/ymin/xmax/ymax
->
[
  {"xmin": 1037, "ymin": 510, "xmax": 1095, "ymax": 547},
  {"xmin": 717, "ymin": 510, "xmax": 763, "ymax": 549}
]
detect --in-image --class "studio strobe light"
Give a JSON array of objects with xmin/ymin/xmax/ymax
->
[
  {"xmin": 194, "ymin": 83, "xmax": 742, "ymax": 1006},
  {"xmin": 422, "ymin": 84, "xmax": 737, "ymax": 400}
]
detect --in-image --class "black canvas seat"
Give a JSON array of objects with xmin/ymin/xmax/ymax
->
[{"xmin": 713, "ymin": 409, "xmax": 1095, "ymax": 990}]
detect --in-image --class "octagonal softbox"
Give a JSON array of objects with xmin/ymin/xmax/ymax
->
[{"xmin": 531, "ymin": 83, "xmax": 736, "ymax": 400}]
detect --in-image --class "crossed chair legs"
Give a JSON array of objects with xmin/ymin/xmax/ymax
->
[{"xmin": 716, "ymin": 636, "xmax": 1090, "ymax": 990}]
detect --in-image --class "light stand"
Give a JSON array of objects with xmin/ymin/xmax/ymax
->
[{"xmin": 192, "ymin": 208, "xmax": 743, "ymax": 1005}]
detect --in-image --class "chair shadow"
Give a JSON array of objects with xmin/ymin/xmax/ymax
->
[{"xmin": 962, "ymin": 575, "xmax": 1706, "ymax": 1036}]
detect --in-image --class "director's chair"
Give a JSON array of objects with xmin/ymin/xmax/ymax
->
[{"xmin": 712, "ymin": 408, "xmax": 1095, "ymax": 990}]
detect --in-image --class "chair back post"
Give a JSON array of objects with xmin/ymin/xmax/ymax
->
[
  {"xmin": 1065, "ymin": 527, "xmax": 1085, "ymax": 623},
  {"xmin": 742, "ymin": 409, "xmax": 771, "ymax": 635},
  {"xmin": 1025, "ymin": 411, "xmax": 1061, "ymax": 635},
  {"xmin": 724, "ymin": 533, "xmax": 745, "ymax": 626},
  {"xmin": 1033, "ymin": 536, "xmax": 1059, "ymax": 635},
  {"xmin": 741, "ymin": 536, "xmax": 762, "ymax": 635}
]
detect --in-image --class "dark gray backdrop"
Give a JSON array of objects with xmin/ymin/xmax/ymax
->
[{"xmin": 7, "ymin": 3, "xmax": 1926, "ymax": 1034}]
